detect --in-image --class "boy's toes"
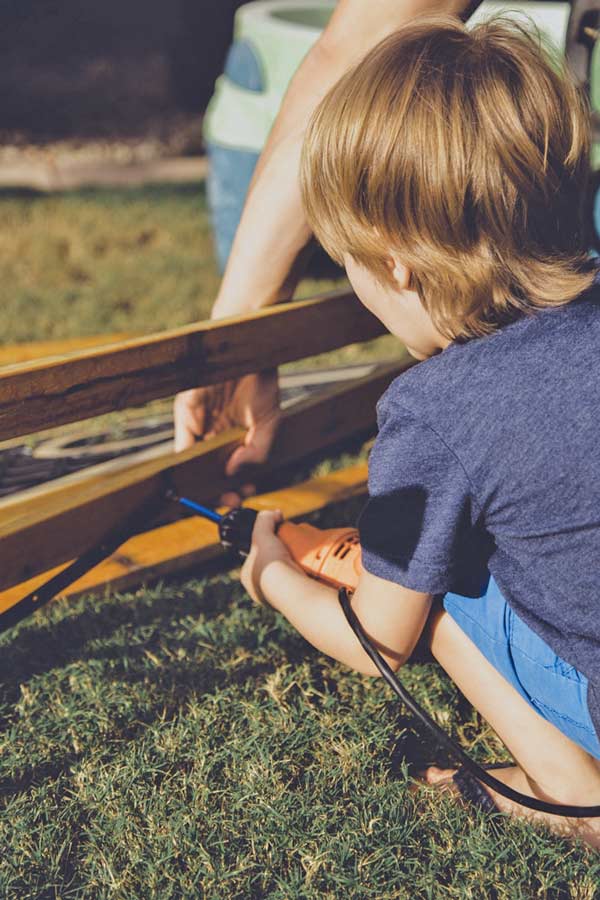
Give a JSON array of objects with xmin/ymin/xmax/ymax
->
[
  {"xmin": 421, "ymin": 765, "xmax": 458, "ymax": 786},
  {"xmin": 411, "ymin": 765, "xmax": 499, "ymax": 813},
  {"xmin": 409, "ymin": 765, "xmax": 459, "ymax": 798}
]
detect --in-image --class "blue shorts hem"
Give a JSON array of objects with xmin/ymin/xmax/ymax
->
[{"xmin": 443, "ymin": 580, "xmax": 600, "ymax": 759}]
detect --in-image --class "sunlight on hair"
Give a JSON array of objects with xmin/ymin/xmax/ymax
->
[{"xmin": 300, "ymin": 15, "xmax": 594, "ymax": 341}]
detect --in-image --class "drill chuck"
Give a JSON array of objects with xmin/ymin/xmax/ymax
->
[{"xmin": 218, "ymin": 507, "xmax": 259, "ymax": 556}]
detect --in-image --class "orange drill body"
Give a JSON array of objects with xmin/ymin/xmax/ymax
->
[
  {"xmin": 277, "ymin": 522, "xmax": 362, "ymax": 591},
  {"xmin": 174, "ymin": 497, "xmax": 363, "ymax": 591}
]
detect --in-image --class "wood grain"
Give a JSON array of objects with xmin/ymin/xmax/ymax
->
[
  {"xmin": 0, "ymin": 334, "xmax": 130, "ymax": 368},
  {"xmin": 0, "ymin": 463, "xmax": 368, "ymax": 615},
  {"xmin": 0, "ymin": 291, "xmax": 385, "ymax": 441},
  {"xmin": 0, "ymin": 359, "xmax": 412, "ymax": 590}
]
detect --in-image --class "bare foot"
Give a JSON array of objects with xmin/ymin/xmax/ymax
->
[{"xmin": 417, "ymin": 765, "xmax": 600, "ymax": 849}]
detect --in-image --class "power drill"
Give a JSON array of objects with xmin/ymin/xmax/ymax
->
[{"xmin": 171, "ymin": 494, "xmax": 363, "ymax": 590}]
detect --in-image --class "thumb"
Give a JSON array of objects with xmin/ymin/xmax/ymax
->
[
  {"xmin": 173, "ymin": 394, "xmax": 206, "ymax": 453},
  {"xmin": 225, "ymin": 419, "xmax": 278, "ymax": 477},
  {"xmin": 174, "ymin": 420, "xmax": 197, "ymax": 453},
  {"xmin": 252, "ymin": 509, "xmax": 283, "ymax": 539}
]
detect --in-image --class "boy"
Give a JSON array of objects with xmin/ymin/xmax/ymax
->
[{"xmin": 239, "ymin": 16, "xmax": 600, "ymax": 845}]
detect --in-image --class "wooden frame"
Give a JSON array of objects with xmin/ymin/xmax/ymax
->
[
  {"xmin": 0, "ymin": 290, "xmax": 385, "ymax": 441},
  {"xmin": 0, "ymin": 333, "xmax": 131, "ymax": 367},
  {"xmin": 0, "ymin": 463, "xmax": 368, "ymax": 614},
  {"xmin": 0, "ymin": 284, "xmax": 416, "ymax": 627},
  {"xmin": 0, "ymin": 359, "xmax": 412, "ymax": 592}
]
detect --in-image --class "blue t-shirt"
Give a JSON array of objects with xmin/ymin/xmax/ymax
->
[{"xmin": 359, "ymin": 272, "xmax": 600, "ymax": 732}]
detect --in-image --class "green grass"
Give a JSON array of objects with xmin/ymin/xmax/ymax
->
[
  {"xmin": 0, "ymin": 181, "xmax": 348, "ymax": 342},
  {"xmin": 1, "ymin": 185, "xmax": 598, "ymax": 897},
  {"xmin": 1, "ymin": 184, "xmax": 219, "ymax": 341},
  {"xmin": 1, "ymin": 574, "xmax": 598, "ymax": 898}
]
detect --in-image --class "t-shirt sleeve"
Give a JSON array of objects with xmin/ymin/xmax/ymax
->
[{"xmin": 359, "ymin": 407, "xmax": 489, "ymax": 596}]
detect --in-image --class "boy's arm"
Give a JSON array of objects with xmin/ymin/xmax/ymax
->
[{"xmin": 241, "ymin": 511, "xmax": 432, "ymax": 676}]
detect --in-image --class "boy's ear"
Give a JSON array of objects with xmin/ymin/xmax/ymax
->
[{"xmin": 386, "ymin": 253, "xmax": 411, "ymax": 291}]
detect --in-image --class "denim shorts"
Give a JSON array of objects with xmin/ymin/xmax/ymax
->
[
  {"xmin": 443, "ymin": 577, "xmax": 600, "ymax": 759},
  {"xmin": 205, "ymin": 36, "xmax": 262, "ymax": 272}
]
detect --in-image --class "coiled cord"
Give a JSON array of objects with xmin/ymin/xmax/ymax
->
[{"xmin": 338, "ymin": 586, "xmax": 600, "ymax": 818}]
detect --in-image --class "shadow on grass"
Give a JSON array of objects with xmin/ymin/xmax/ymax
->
[
  {"xmin": 0, "ymin": 565, "xmax": 237, "ymax": 693},
  {"xmin": 0, "ymin": 567, "xmax": 289, "ymax": 795},
  {"xmin": 0, "ymin": 489, "xmax": 370, "ymax": 702},
  {"xmin": 0, "ymin": 652, "xmax": 272, "ymax": 801},
  {"xmin": 0, "ymin": 562, "xmax": 446, "ymax": 803}
]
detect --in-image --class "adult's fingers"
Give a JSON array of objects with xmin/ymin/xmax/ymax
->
[
  {"xmin": 225, "ymin": 417, "xmax": 279, "ymax": 477},
  {"xmin": 220, "ymin": 491, "xmax": 242, "ymax": 508},
  {"xmin": 173, "ymin": 391, "xmax": 206, "ymax": 453},
  {"xmin": 173, "ymin": 416, "xmax": 196, "ymax": 452},
  {"xmin": 218, "ymin": 484, "xmax": 255, "ymax": 508}
]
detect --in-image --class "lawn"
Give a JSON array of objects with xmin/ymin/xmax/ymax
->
[{"xmin": 1, "ymin": 184, "xmax": 598, "ymax": 898}]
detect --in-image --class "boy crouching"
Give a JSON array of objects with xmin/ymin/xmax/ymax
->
[{"xmin": 240, "ymin": 15, "xmax": 600, "ymax": 845}]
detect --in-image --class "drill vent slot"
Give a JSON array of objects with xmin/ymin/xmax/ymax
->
[
  {"xmin": 333, "ymin": 532, "xmax": 360, "ymax": 559},
  {"xmin": 334, "ymin": 542, "xmax": 353, "ymax": 559}
]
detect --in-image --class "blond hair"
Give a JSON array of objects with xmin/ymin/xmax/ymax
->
[{"xmin": 300, "ymin": 15, "xmax": 594, "ymax": 340}]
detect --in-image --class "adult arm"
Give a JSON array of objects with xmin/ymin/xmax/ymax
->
[
  {"xmin": 212, "ymin": 0, "xmax": 471, "ymax": 320},
  {"xmin": 174, "ymin": 0, "xmax": 472, "ymax": 465}
]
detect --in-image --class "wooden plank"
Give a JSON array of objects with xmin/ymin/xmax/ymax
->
[
  {"xmin": 0, "ymin": 334, "xmax": 130, "ymax": 368},
  {"xmin": 0, "ymin": 155, "xmax": 208, "ymax": 193},
  {"xmin": 0, "ymin": 359, "xmax": 412, "ymax": 591},
  {"xmin": 0, "ymin": 362, "xmax": 382, "ymax": 455},
  {"xmin": 0, "ymin": 463, "xmax": 368, "ymax": 615},
  {"xmin": 0, "ymin": 290, "xmax": 385, "ymax": 442}
]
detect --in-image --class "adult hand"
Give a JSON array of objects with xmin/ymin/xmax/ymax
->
[{"xmin": 173, "ymin": 368, "xmax": 281, "ymax": 503}]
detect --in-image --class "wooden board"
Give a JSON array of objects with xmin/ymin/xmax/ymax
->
[
  {"xmin": 0, "ymin": 334, "xmax": 131, "ymax": 368},
  {"xmin": 0, "ymin": 463, "xmax": 368, "ymax": 615},
  {"xmin": 0, "ymin": 155, "xmax": 208, "ymax": 193},
  {"xmin": 0, "ymin": 359, "xmax": 412, "ymax": 591},
  {"xmin": 0, "ymin": 290, "xmax": 385, "ymax": 441}
]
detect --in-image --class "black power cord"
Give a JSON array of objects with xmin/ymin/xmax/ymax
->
[{"xmin": 338, "ymin": 586, "xmax": 600, "ymax": 818}]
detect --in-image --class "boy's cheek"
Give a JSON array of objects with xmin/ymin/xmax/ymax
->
[{"xmin": 343, "ymin": 255, "xmax": 377, "ymax": 307}]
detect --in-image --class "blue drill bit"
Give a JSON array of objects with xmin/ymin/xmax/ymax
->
[{"xmin": 168, "ymin": 492, "xmax": 223, "ymax": 523}]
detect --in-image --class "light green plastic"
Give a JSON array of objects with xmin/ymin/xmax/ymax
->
[
  {"xmin": 204, "ymin": 2, "xmax": 334, "ymax": 151},
  {"xmin": 204, "ymin": 0, "xmax": 598, "ymax": 161},
  {"xmin": 270, "ymin": 7, "xmax": 334, "ymax": 29}
]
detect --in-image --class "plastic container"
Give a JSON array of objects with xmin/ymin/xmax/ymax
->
[
  {"xmin": 205, "ymin": 1, "xmax": 334, "ymax": 270},
  {"xmin": 204, "ymin": 2, "xmax": 333, "ymax": 154}
]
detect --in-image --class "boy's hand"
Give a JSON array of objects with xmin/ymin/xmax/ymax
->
[{"xmin": 241, "ymin": 510, "xmax": 301, "ymax": 606}]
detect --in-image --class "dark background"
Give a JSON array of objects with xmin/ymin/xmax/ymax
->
[{"xmin": 0, "ymin": 0, "xmax": 247, "ymax": 143}]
